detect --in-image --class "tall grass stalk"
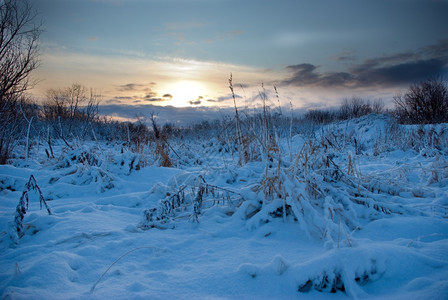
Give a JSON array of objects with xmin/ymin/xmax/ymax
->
[
  {"xmin": 229, "ymin": 73, "xmax": 245, "ymax": 166},
  {"xmin": 15, "ymin": 175, "xmax": 52, "ymax": 239}
]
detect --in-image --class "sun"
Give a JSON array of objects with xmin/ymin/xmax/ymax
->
[{"xmin": 164, "ymin": 80, "xmax": 208, "ymax": 107}]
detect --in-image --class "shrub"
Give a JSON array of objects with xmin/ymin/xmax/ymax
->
[
  {"xmin": 394, "ymin": 78, "xmax": 448, "ymax": 124},
  {"xmin": 338, "ymin": 97, "xmax": 372, "ymax": 120},
  {"xmin": 304, "ymin": 109, "xmax": 336, "ymax": 124}
]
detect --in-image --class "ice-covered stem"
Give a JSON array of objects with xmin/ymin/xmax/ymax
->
[
  {"xmin": 14, "ymin": 175, "xmax": 52, "ymax": 238},
  {"xmin": 288, "ymin": 101, "xmax": 294, "ymax": 163},
  {"xmin": 274, "ymin": 85, "xmax": 282, "ymax": 115},
  {"xmin": 46, "ymin": 125, "xmax": 54, "ymax": 158},
  {"xmin": 25, "ymin": 116, "xmax": 33, "ymax": 160},
  {"xmin": 15, "ymin": 189, "xmax": 29, "ymax": 238},
  {"xmin": 191, "ymin": 186, "xmax": 204, "ymax": 223},
  {"xmin": 18, "ymin": 101, "xmax": 35, "ymax": 160},
  {"xmin": 90, "ymin": 246, "xmax": 163, "ymax": 293},
  {"xmin": 229, "ymin": 73, "xmax": 245, "ymax": 166},
  {"xmin": 58, "ymin": 116, "xmax": 74, "ymax": 150}
]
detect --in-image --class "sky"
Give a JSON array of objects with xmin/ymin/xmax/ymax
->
[{"xmin": 31, "ymin": 0, "xmax": 448, "ymax": 123}]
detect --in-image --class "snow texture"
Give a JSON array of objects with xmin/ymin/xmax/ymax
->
[{"xmin": 1, "ymin": 114, "xmax": 447, "ymax": 299}]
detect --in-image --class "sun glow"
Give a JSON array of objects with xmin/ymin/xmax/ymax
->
[{"xmin": 164, "ymin": 80, "xmax": 209, "ymax": 107}]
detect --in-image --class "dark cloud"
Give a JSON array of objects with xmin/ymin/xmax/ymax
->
[
  {"xmin": 116, "ymin": 83, "xmax": 146, "ymax": 92},
  {"xmin": 115, "ymin": 83, "xmax": 166, "ymax": 103},
  {"xmin": 116, "ymin": 82, "xmax": 156, "ymax": 92},
  {"xmin": 189, "ymin": 96, "xmax": 203, "ymax": 105},
  {"xmin": 143, "ymin": 92, "xmax": 173, "ymax": 102},
  {"xmin": 362, "ymin": 52, "xmax": 418, "ymax": 66},
  {"xmin": 283, "ymin": 64, "xmax": 322, "ymax": 86},
  {"xmin": 104, "ymin": 99, "xmax": 122, "ymax": 104},
  {"xmin": 352, "ymin": 58, "xmax": 448, "ymax": 86},
  {"xmin": 283, "ymin": 40, "xmax": 448, "ymax": 88},
  {"xmin": 423, "ymin": 39, "xmax": 448, "ymax": 58},
  {"xmin": 144, "ymin": 92, "xmax": 158, "ymax": 99},
  {"xmin": 144, "ymin": 98, "xmax": 162, "ymax": 102},
  {"xmin": 334, "ymin": 51, "xmax": 357, "ymax": 62},
  {"xmin": 283, "ymin": 64, "xmax": 357, "ymax": 87},
  {"xmin": 336, "ymin": 56, "xmax": 356, "ymax": 62}
]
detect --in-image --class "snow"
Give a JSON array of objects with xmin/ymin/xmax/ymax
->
[{"xmin": 1, "ymin": 114, "xmax": 448, "ymax": 299}]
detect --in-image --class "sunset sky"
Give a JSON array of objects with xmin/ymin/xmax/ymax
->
[{"xmin": 31, "ymin": 0, "xmax": 448, "ymax": 123}]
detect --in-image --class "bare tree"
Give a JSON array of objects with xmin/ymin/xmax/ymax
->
[
  {"xmin": 0, "ymin": 0, "xmax": 41, "ymax": 164},
  {"xmin": 81, "ymin": 88, "xmax": 100, "ymax": 139},
  {"xmin": 371, "ymin": 98, "xmax": 385, "ymax": 114},
  {"xmin": 43, "ymin": 83, "xmax": 100, "ymax": 142},
  {"xmin": 0, "ymin": 0, "xmax": 41, "ymax": 101}
]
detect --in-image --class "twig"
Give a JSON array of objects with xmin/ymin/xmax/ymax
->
[{"xmin": 90, "ymin": 246, "xmax": 164, "ymax": 293}]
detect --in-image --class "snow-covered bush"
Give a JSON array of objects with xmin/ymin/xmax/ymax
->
[
  {"xmin": 54, "ymin": 145, "xmax": 101, "ymax": 169},
  {"xmin": 139, "ymin": 174, "xmax": 244, "ymax": 229}
]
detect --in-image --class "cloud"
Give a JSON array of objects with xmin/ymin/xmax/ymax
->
[
  {"xmin": 283, "ymin": 64, "xmax": 322, "ymax": 86},
  {"xmin": 207, "ymin": 93, "xmax": 242, "ymax": 103},
  {"xmin": 115, "ymin": 83, "xmax": 165, "ymax": 102},
  {"xmin": 282, "ymin": 40, "xmax": 448, "ymax": 88},
  {"xmin": 144, "ymin": 91, "xmax": 158, "ymax": 99},
  {"xmin": 144, "ymin": 97, "xmax": 162, "ymax": 102},
  {"xmin": 332, "ymin": 50, "xmax": 357, "ymax": 62},
  {"xmin": 89, "ymin": 36, "xmax": 98, "ymax": 41},
  {"xmin": 143, "ymin": 92, "xmax": 174, "ymax": 102},
  {"xmin": 104, "ymin": 99, "xmax": 122, "ymax": 104},
  {"xmin": 283, "ymin": 64, "xmax": 358, "ymax": 87},
  {"xmin": 423, "ymin": 39, "xmax": 448, "ymax": 57},
  {"xmin": 352, "ymin": 58, "xmax": 447, "ymax": 86},
  {"xmin": 116, "ymin": 82, "xmax": 156, "ymax": 92},
  {"xmin": 189, "ymin": 96, "xmax": 203, "ymax": 105},
  {"xmin": 116, "ymin": 83, "xmax": 146, "ymax": 92}
]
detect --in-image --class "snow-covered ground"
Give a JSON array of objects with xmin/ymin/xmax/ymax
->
[{"xmin": 1, "ymin": 114, "xmax": 447, "ymax": 299}]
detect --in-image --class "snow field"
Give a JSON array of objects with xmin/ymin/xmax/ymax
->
[{"xmin": 1, "ymin": 114, "xmax": 447, "ymax": 299}]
